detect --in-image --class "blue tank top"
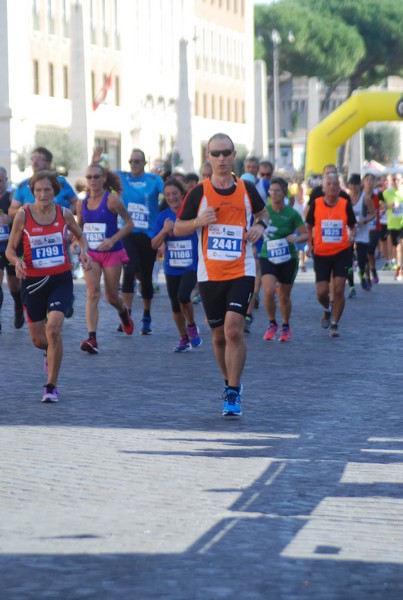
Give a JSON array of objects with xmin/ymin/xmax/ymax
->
[
  {"xmin": 153, "ymin": 207, "xmax": 198, "ymax": 276},
  {"xmin": 82, "ymin": 191, "xmax": 123, "ymax": 252}
]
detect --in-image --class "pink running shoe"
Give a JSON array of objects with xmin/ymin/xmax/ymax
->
[
  {"xmin": 263, "ymin": 323, "xmax": 278, "ymax": 340},
  {"xmin": 279, "ymin": 326, "xmax": 291, "ymax": 342}
]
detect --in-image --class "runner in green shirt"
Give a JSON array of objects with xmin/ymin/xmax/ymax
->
[
  {"xmin": 259, "ymin": 177, "xmax": 308, "ymax": 342},
  {"xmin": 383, "ymin": 172, "xmax": 403, "ymax": 279}
]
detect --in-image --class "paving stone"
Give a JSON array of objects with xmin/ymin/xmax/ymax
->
[{"xmin": 1, "ymin": 265, "xmax": 403, "ymax": 598}]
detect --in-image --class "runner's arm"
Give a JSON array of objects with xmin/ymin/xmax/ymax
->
[
  {"xmin": 8, "ymin": 198, "xmax": 22, "ymax": 220},
  {"xmin": 103, "ymin": 194, "xmax": 134, "ymax": 246},
  {"xmin": 5, "ymin": 209, "xmax": 26, "ymax": 278},
  {"xmin": 63, "ymin": 209, "xmax": 92, "ymax": 270}
]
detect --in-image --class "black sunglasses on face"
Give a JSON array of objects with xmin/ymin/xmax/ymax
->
[
  {"xmin": 129, "ymin": 159, "xmax": 143, "ymax": 164},
  {"xmin": 86, "ymin": 174, "xmax": 101, "ymax": 179},
  {"xmin": 209, "ymin": 149, "xmax": 233, "ymax": 158}
]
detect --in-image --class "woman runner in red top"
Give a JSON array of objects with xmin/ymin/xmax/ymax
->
[{"xmin": 6, "ymin": 170, "xmax": 92, "ymax": 403}]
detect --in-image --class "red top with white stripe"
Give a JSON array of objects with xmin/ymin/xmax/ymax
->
[{"xmin": 22, "ymin": 204, "xmax": 70, "ymax": 277}]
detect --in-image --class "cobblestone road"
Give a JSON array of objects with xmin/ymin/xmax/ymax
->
[{"xmin": 1, "ymin": 262, "xmax": 403, "ymax": 599}]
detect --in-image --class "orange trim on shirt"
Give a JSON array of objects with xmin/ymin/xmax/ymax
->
[{"xmin": 313, "ymin": 196, "xmax": 351, "ymax": 256}]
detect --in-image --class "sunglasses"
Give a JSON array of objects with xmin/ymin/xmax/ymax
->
[
  {"xmin": 260, "ymin": 172, "xmax": 272, "ymax": 177},
  {"xmin": 86, "ymin": 174, "xmax": 101, "ymax": 179},
  {"xmin": 129, "ymin": 159, "xmax": 143, "ymax": 164},
  {"xmin": 209, "ymin": 149, "xmax": 233, "ymax": 158}
]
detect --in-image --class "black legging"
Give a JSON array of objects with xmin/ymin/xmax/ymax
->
[
  {"xmin": 348, "ymin": 242, "xmax": 369, "ymax": 287},
  {"xmin": 122, "ymin": 232, "xmax": 157, "ymax": 300},
  {"xmin": 165, "ymin": 271, "xmax": 197, "ymax": 313},
  {"xmin": 356, "ymin": 242, "xmax": 369, "ymax": 275}
]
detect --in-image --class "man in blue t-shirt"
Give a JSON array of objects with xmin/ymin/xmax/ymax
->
[
  {"xmin": 9, "ymin": 147, "xmax": 78, "ymax": 218},
  {"xmin": 115, "ymin": 148, "xmax": 164, "ymax": 335}
]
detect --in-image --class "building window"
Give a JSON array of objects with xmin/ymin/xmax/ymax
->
[
  {"xmin": 202, "ymin": 28, "xmax": 208, "ymax": 71},
  {"xmin": 227, "ymin": 38, "xmax": 232, "ymax": 77},
  {"xmin": 62, "ymin": 0, "xmax": 69, "ymax": 37},
  {"xmin": 203, "ymin": 93, "xmax": 208, "ymax": 118},
  {"xmin": 47, "ymin": 0, "xmax": 55, "ymax": 35},
  {"xmin": 234, "ymin": 99, "xmax": 238, "ymax": 122},
  {"xmin": 211, "ymin": 95, "xmax": 216, "ymax": 119},
  {"xmin": 114, "ymin": 0, "xmax": 121, "ymax": 50},
  {"xmin": 32, "ymin": 0, "xmax": 40, "ymax": 30},
  {"xmin": 195, "ymin": 91, "xmax": 200, "ymax": 116},
  {"xmin": 211, "ymin": 31, "xmax": 216, "ymax": 73},
  {"xmin": 63, "ymin": 66, "xmax": 69, "ymax": 99},
  {"xmin": 195, "ymin": 25, "xmax": 201, "ymax": 70},
  {"xmin": 91, "ymin": 71, "xmax": 96, "ymax": 104},
  {"xmin": 242, "ymin": 100, "xmax": 246, "ymax": 123},
  {"xmin": 33, "ymin": 60, "xmax": 39, "ymax": 94},
  {"xmin": 227, "ymin": 98, "xmax": 231, "ymax": 121},
  {"xmin": 90, "ymin": 0, "xmax": 96, "ymax": 44},
  {"xmin": 234, "ymin": 39, "xmax": 239, "ymax": 78},
  {"xmin": 219, "ymin": 96, "xmax": 223, "ymax": 120},
  {"xmin": 94, "ymin": 136, "xmax": 121, "ymax": 171},
  {"xmin": 102, "ymin": 0, "xmax": 108, "ymax": 47},
  {"xmin": 49, "ymin": 63, "xmax": 55, "ymax": 96},
  {"xmin": 115, "ymin": 76, "xmax": 120, "ymax": 105}
]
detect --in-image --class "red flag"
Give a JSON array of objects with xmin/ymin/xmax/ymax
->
[{"xmin": 93, "ymin": 73, "xmax": 112, "ymax": 111}]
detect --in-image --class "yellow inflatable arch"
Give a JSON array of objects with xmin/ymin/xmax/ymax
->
[{"xmin": 305, "ymin": 91, "xmax": 403, "ymax": 178}]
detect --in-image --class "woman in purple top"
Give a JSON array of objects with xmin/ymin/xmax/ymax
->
[{"xmin": 76, "ymin": 164, "xmax": 134, "ymax": 354}]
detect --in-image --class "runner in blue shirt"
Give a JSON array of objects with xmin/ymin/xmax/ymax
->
[
  {"xmin": 9, "ymin": 147, "xmax": 77, "ymax": 217},
  {"xmin": 152, "ymin": 177, "xmax": 201, "ymax": 351},
  {"xmin": 113, "ymin": 148, "xmax": 164, "ymax": 334}
]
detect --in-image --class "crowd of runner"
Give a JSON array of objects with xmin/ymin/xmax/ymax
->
[{"xmin": 1, "ymin": 140, "xmax": 402, "ymax": 412}]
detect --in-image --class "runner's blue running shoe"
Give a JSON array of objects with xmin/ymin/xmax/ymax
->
[
  {"xmin": 140, "ymin": 316, "xmax": 152, "ymax": 335},
  {"xmin": 173, "ymin": 335, "xmax": 191, "ymax": 352},
  {"xmin": 222, "ymin": 389, "xmax": 242, "ymax": 416},
  {"xmin": 187, "ymin": 324, "xmax": 202, "ymax": 348},
  {"xmin": 223, "ymin": 383, "xmax": 243, "ymax": 398}
]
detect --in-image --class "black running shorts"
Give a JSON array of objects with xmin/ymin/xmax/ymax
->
[
  {"xmin": 21, "ymin": 270, "xmax": 73, "ymax": 322},
  {"xmin": 313, "ymin": 248, "xmax": 351, "ymax": 283},
  {"xmin": 198, "ymin": 276, "xmax": 255, "ymax": 328}
]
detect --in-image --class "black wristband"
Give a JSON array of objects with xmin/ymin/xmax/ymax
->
[{"xmin": 255, "ymin": 219, "xmax": 268, "ymax": 229}]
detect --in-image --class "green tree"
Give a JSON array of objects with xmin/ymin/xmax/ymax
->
[
  {"xmin": 35, "ymin": 127, "xmax": 84, "ymax": 173},
  {"xmin": 255, "ymin": 0, "xmax": 403, "ymax": 97},
  {"xmin": 305, "ymin": 0, "xmax": 403, "ymax": 93},
  {"xmin": 255, "ymin": 2, "xmax": 365, "ymax": 89},
  {"xmin": 364, "ymin": 124, "xmax": 400, "ymax": 165}
]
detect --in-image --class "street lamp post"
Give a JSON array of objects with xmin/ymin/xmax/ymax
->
[{"xmin": 271, "ymin": 29, "xmax": 281, "ymax": 171}]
